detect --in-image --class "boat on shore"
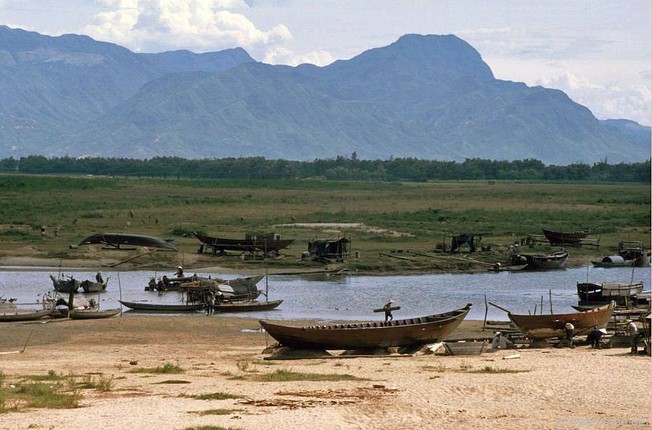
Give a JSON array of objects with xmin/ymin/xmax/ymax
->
[
  {"xmin": 0, "ymin": 308, "xmax": 53, "ymax": 322},
  {"xmin": 68, "ymin": 307, "xmax": 121, "ymax": 319},
  {"xmin": 194, "ymin": 232, "xmax": 294, "ymax": 254},
  {"xmin": 591, "ymin": 256, "xmax": 636, "ymax": 268},
  {"xmin": 118, "ymin": 300, "xmax": 203, "ymax": 312},
  {"xmin": 79, "ymin": 233, "xmax": 177, "ymax": 251},
  {"xmin": 542, "ymin": 229, "xmax": 588, "ymax": 246},
  {"xmin": 214, "ymin": 299, "xmax": 283, "ymax": 313},
  {"xmin": 502, "ymin": 302, "xmax": 615, "ymax": 339},
  {"xmin": 259, "ymin": 303, "xmax": 472, "ymax": 350},
  {"xmin": 509, "ymin": 248, "xmax": 568, "ymax": 270}
]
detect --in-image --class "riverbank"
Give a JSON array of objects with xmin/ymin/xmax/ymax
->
[{"xmin": 1, "ymin": 316, "xmax": 649, "ymax": 430}]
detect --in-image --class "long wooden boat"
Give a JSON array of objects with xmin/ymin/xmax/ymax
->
[
  {"xmin": 118, "ymin": 300, "xmax": 203, "ymax": 312},
  {"xmin": 577, "ymin": 281, "xmax": 644, "ymax": 307},
  {"xmin": 50, "ymin": 274, "xmax": 81, "ymax": 293},
  {"xmin": 259, "ymin": 303, "xmax": 472, "ymax": 350},
  {"xmin": 542, "ymin": 229, "xmax": 588, "ymax": 245},
  {"xmin": 79, "ymin": 233, "xmax": 177, "ymax": 251},
  {"xmin": 517, "ymin": 250, "xmax": 569, "ymax": 270},
  {"xmin": 486, "ymin": 264, "xmax": 528, "ymax": 272},
  {"xmin": 0, "ymin": 309, "xmax": 53, "ymax": 322},
  {"xmin": 194, "ymin": 232, "xmax": 294, "ymax": 253},
  {"xmin": 214, "ymin": 299, "xmax": 283, "ymax": 313},
  {"xmin": 507, "ymin": 302, "xmax": 614, "ymax": 339},
  {"xmin": 68, "ymin": 308, "xmax": 121, "ymax": 319},
  {"xmin": 591, "ymin": 256, "xmax": 636, "ymax": 268}
]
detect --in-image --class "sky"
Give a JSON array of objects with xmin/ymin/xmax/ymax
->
[{"xmin": 1, "ymin": 0, "xmax": 650, "ymax": 126}]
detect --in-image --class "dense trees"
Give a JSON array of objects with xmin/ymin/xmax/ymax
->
[{"xmin": 1, "ymin": 155, "xmax": 649, "ymax": 183}]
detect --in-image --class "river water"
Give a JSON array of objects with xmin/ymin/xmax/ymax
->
[{"xmin": 1, "ymin": 266, "xmax": 649, "ymax": 322}]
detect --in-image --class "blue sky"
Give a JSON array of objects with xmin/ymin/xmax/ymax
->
[{"xmin": 1, "ymin": 0, "xmax": 649, "ymax": 125}]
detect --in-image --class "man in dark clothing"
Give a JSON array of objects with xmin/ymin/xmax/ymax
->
[
  {"xmin": 587, "ymin": 325, "xmax": 605, "ymax": 349},
  {"xmin": 383, "ymin": 300, "xmax": 394, "ymax": 322}
]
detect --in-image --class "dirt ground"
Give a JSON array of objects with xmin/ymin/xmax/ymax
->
[{"xmin": 0, "ymin": 316, "xmax": 649, "ymax": 430}]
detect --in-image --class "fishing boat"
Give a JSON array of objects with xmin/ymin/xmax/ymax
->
[
  {"xmin": 49, "ymin": 274, "xmax": 81, "ymax": 293},
  {"xmin": 510, "ymin": 249, "xmax": 569, "ymax": 270},
  {"xmin": 214, "ymin": 299, "xmax": 283, "ymax": 313},
  {"xmin": 504, "ymin": 302, "xmax": 615, "ymax": 339},
  {"xmin": 576, "ymin": 281, "xmax": 645, "ymax": 308},
  {"xmin": 194, "ymin": 232, "xmax": 294, "ymax": 254},
  {"xmin": 79, "ymin": 233, "xmax": 177, "ymax": 251},
  {"xmin": 259, "ymin": 303, "xmax": 472, "ymax": 350},
  {"xmin": 68, "ymin": 307, "xmax": 121, "ymax": 319},
  {"xmin": 0, "ymin": 309, "xmax": 53, "ymax": 322},
  {"xmin": 80, "ymin": 278, "xmax": 109, "ymax": 293},
  {"xmin": 542, "ymin": 229, "xmax": 588, "ymax": 245},
  {"xmin": 118, "ymin": 300, "xmax": 203, "ymax": 312},
  {"xmin": 591, "ymin": 256, "xmax": 636, "ymax": 268},
  {"xmin": 486, "ymin": 263, "xmax": 528, "ymax": 272}
]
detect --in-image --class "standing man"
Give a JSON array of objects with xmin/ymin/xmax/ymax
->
[
  {"xmin": 383, "ymin": 300, "xmax": 394, "ymax": 322},
  {"xmin": 564, "ymin": 322, "xmax": 575, "ymax": 348},
  {"xmin": 627, "ymin": 319, "xmax": 639, "ymax": 354}
]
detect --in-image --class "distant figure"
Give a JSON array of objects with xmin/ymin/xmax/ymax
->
[
  {"xmin": 587, "ymin": 325, "xmax": 605, "ymax": 349},
  {"xmin": 383, "ymin": 300, "xmax": 394, "ymax": 322},
  {"xmin": 175, "ymin": 266, "xmax": 184, "ymax": 278},
  {"xmin": 95, "ymin": 272, "xmax": 104, "ymax": 283},
  {"xmin": 148, "ymin": 277, "xmax": 156, "ymax": 291},
  {"xmin": 491, "ymin": 331, "xmax": 514, "ymax": 349},
  {"xmin": 40, "ymin": 226, "xmax": 47, "ymax": 238},
  {"xmin": 493, "ymin": 262, "xmax": 502, "ymax": 271},
  {"xmin": 88, "ymin": 298, "xmax": 98, "ymax": 309},
  {"xmin": 627, "ymin": 320, "xmax": 639, "ymax": 354},
  {"xmin": 564, "ymin": 322, "xmax": 575, "ymax": 348},
  {"xmin": 205, "ymin": 291, "xmax": 215, "ymax": 316},
  {"xmin": 54, "ymin": 226, "xmax": 59, "ymax": 237}
]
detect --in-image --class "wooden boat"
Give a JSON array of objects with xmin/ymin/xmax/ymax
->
[
  {"xmin": 591, "ymin": 256, "xmax": 636, "ymax": 268},
  {"xmin": 444, "ymin": 341, "xmax": 487, "ymax": 356},
  {"xmin": 542, "ymin": 229, "xmax": 588, "ymax": 245},
  {"xmin": 259, "ymin": 303, "xmax": 472, "ymax": 350},
  {"xmin": 79, "ymin": 233, "xmax": 177, "ymax": 251},
  {"xmin": 506, "ymin": 302, "xmax": 615, "ymax": 339},
  {"xmin": 68, "ymin": 307, "xmax": 121, "ymax": 319},
  {"xmin": 146, "ymin": 274, "xmax": 263, "ymax": 297},
  {"xmin": 194, "ymin": 232, "xmax": 294, "ymax": 253},
  {"xmin": 214, "ymin": 299, "xmax": 283, "ymax": 313},
  {"xmin": 577, "ymin": 281, "xmax": 644, "ymax": 307},
  {"xmin": 486, "ymin": 264, "xmax": 528, "ymax": 272},
  {"xmin": 512, "ymin": 250, "xmax": 568, "ymax": 270},
  {"xmin": 80, "ymin": 279, "xmax": 109, "ymax": 293},
  {"xmin": 118, "ymin": 300, "xmax": 203, "ymax": 312},
  {"xmin": 50, "ymin": 274, "xmax": 81, "ymax": 293},
  {"xmin": 0, "ymin": 309, "xmax": 53, "ymax": 322}
]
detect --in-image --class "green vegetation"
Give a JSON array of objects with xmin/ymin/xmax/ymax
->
[
  {"xmin": 0, "ymin": 173, "xmax": 648, "ymax": 273},
  {"xmin": 186, "ymin": 392, "xmax": 242, "ymax": 400},
  {"xmin": 256, "ymin": 369, "xmax": 364, "ymax": 382},
  {"xmin": 190, "ymin": 408, "xmax": 244, "ymax": 416},
  {"xmin": 132, "ymin": 363, "xmax": 184, "ymax": 374}
]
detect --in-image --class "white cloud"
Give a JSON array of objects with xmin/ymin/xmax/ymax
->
[{"xmin": 84, "ymin": 0, "xmax": 291, "ymax": 57}]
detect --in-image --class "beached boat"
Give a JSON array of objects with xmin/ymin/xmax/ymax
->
[
  {"xmin": 118, "ymin": 300, "xmax": 203, "ymax": 312},
  {"xmin": 591, "ymin": 256, "xmax": 636, "ymax": 268},
  {"xmin": 0, "ymin": 309, "xmax": 53, "ymax": 322},
  {"xmin": 214, "ymin": 299, "xmax": 283, "ymax": 313},
  {"xmin": 259, "ymin": 303, "xmax": 472, "ymax": 350},
  {"xmin": 510, "ymin": 249, "xmax": 569, "ymax": 270},
  {"xmin": 542, "ymin": 229, "xmax": 588, "ymax": 245},
  {"xmin": 194, "ymin": 232, "xmax": 294, "ymax": 254},
  {"xmin": 79, "ymin": 233, "xmax": 177, "ymax": 251},
  {"xmin": 487, "ymin": 264, "xmax": 528, "ymax": 272},
  {"xmin": 68, "ymin": 307, "xmax": 121, "ymax": 319},
  {"xmin": 50, "ymin": 274, "xmax": 81, "ymax": 293},
  {"xmin": 506, "ymin": 302, "xmax": 615, "ymax": 339}
]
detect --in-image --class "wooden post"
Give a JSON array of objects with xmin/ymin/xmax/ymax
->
[
  {"xmin": 549, "ymin": 289, "xmax": 553, "ymax": 314},
  {"xmin": 483, "ymin": 295, "xmax": 488, "ymax": 331},
  {"xmin": 540, "ymin": 296, "xmax": 544, "ymax": 315}
]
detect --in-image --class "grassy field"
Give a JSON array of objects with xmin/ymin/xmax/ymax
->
[{"xmin": 0, "ymin": 175, "xmax": 649, "ymax": 273}]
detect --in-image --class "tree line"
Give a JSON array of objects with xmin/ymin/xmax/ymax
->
[{"xmin": 0, "ymin": 155, "xmax": 649, "ymax": 183}]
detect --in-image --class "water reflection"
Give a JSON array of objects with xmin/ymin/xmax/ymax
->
[{"xmin": 0, "ymin": 266, "xmax": 648, "ymax": 322}]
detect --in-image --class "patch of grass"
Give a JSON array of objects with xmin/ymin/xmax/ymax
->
[
  {"xmin": 75, "ymin": 374, "xmax": 114, "ymax": 391},
  {"xmin": 256, "ymin": 369, "xmax": 364, "ymax": 382},
  {"xmin": 133, "ymin": 363, "xmax": 184, "ymax": 374},
  {"xmin": 24, "ymin": 369, "xmax": 65, "ymax": 381},
  {"xmin": 186, "ymin": 392, "xmax": 242, "ymax": 400},
  {"xmin": 13, "ymin": 382, "xmax": 81, "ymax": 409},
  {"xmin": 421, "ymin": 364, "xmax": 448, "ymax": 373},
  {"xmin": 156, "ymin": 380, "xmax": 192, "ymax": 385}
]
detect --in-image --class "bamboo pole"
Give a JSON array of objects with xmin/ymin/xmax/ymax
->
[
  {"xmin": 483, "ymin": 295, "xmax": 488, "ymax": 331},
  {"xmin": 549, "ymin": 289, "xmax": 553, "ymax": 314}
]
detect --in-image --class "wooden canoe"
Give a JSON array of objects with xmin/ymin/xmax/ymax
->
[
  {"xmin": 508, "ymin": 302, "xmax": 615, "ymax": 339},
  {"xmin": 0, "ymin": 309, "xmax": 53, "ymax": 322},
  {"xmin": 259, "ymin": 303, "xmax": 472, "ymax": 350},
  {"xmin": 194, "ymin": 232, "xmax": 294, "ymax": 253},
  {"xmin": 542, "ymin": 229, "xmax": 588, "ymax": 245},
  {"xmin": 118, "ymin": 300, "xmax": 203, "ymax": 312},
  {"xmin": 68, "ymin": 308, "xmax": 121, "ymax": 319},
  {"xmin": 213, "ymin": 299, "xmax": 283, "ymax": 313}
]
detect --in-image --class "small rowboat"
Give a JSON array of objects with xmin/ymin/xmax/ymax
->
[
  {"xmin": 118, "ymin": 300, "xmax": 203, "ymax": 312},
  {"xmin": 213, "ymin": 299, "xmax": 283, "ymax": 313},
  {"xmin": 259, "ymin": 303, "xmax": 472, "ymax": 350},
  {"xmin": 0, "ymin": 309, "xmax": 53, "ymax": 322},
  {"xmin": 68, "ymin": 308, "xmax": 121, "ymax": 319}
]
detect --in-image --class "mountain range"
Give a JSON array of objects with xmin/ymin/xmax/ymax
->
[{"xmin": 0, "ymin": 25, "xmax": 649, "ymax": 164}]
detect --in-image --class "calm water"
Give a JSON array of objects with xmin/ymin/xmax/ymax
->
[{"xmin": 0, "ymin": 266, "xmax": 649, "ymax": 322}]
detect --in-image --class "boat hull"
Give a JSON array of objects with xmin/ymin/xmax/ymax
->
[
  {"xmin": 69, "ymin": 308, "xmax": 121, "ymax": 319},
  {"xmin": 259, "ymin": 304, "xmax": 472, "ymax": 350},
  {"xmin": 0, "ymin": 309, "xmax": 53, "ymax": 322},
  {"xmin": 214, "ymin": 300, "xmax": 283, "ymax": 313},
  {"xmin": 194, "ymin": 232, "xmax": 293, "ymax": 252},
  {"xmin": 508, "ymin": 303, "xmax": 614, "ymax": 339},
  {"xmin": 119, "ymin": 300, "xmax": 203, "ymax": 312}
]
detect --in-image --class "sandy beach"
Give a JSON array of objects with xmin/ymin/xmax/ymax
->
[{"xmin": 0, "ymin": 316, "xmax": 649, "ymax": 430}]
